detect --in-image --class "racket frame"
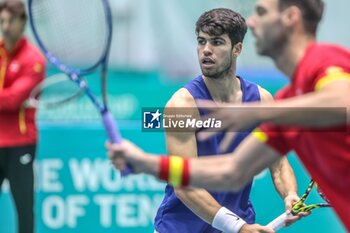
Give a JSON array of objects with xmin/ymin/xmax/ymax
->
[
  {"xmin": 27, "ymin": 0, "xmax": 121, "ymax": 143},
  {"xmin": 266, "ymin": 179, "xmax": 331, "ymax": 231}
]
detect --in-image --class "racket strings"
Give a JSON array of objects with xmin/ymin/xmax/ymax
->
[
  {"xmin": 30, "ymin": 0, "xmax": 108, "ymax": 70},
  {"xmin": 296, "ymin": 203, "xmax": 331, "ymax": 213},
  {"xmin": 315, "ymin": 182, "xmax": 331, "ymax": 204},
  {"xmin": 291, "ymin": 180, "xmax": 331, "ymax": 214}
]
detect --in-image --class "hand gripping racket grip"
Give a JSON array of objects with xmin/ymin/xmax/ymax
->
[
  {"xmin": 102, "ymin": 110, "xmax": 134, "ymax": 176},
  {"xmin": 266, "ymin": 212, "xmax": 292, "ymax": 231}
]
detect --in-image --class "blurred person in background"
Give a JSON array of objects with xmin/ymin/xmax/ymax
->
[{"xmin": 0, "ymin": 1, "xmax": 45, "ymax": 233}]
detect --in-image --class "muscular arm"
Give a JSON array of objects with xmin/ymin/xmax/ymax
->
[
  {"xmin": 170, "ymin": 134, "xmax": 222, "ymax": 224},
  {"xmin": 129, "ymin": 135, "xmax": 281, "ymax": 191},
  {"xmin": 269, "ymin": 157, "xmax": 297, "ymax": 199},
  {"xmin": 197, "ymin": 79, "xmax": 350, "ymax": 142},
  {"xmin": 259, "ymin": 86, "xmax": 298, "ymax": 200},
  {"xmin": 166, "ymin": 88, "xmax": 222, "ymax": 224},
  {"xmin": 188, "ymin": 136, "xmax": 281, "ymax": 191},
  {"xmin": 257, "ymin": 80, "xmax": 350, "ymax": 126}
]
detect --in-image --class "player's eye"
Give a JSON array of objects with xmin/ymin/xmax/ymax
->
[
  {"xmin": 256, "ymin": 6, "xmax": 267, "ymax": 16},
  {"xmin": 197, "ymin": 38, "xmax": 206, "ymax": 45},
  {"xmin": 212, "ymin": 40, "xmax": 223, "ymax": 46}
]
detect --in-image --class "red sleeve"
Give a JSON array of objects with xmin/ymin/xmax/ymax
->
[
  {"xmin": 256, "ymin": 124, "xmax": 292, "ymax": 155},
  {"xmin": 310, "ymin": 45, "xmax": 350, "ymax": 91},
  {"xmin": 253, "ymin": 87, "xmax": 293, "ymax": 155},
  {"xmin": 0, "ymin": 61, "xmax": 45, "ymax": 111}
]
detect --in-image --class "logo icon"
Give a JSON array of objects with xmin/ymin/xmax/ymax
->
[
  {"xmin": 9, "ymin": 61, "xmax": 20, "ymax": 73},
  {"xmin": 143, "ymin": 109, "xmax": 162, "ymax": 129},
  {"xmin": 19, "ymin": 153, "xmax": 32, "ymax": 165},
  {"xmin": 225, "ymin": 213, "xmax": 240, "ymax": 221}
]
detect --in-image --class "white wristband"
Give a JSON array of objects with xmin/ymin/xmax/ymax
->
[{"xmin": 212, "ymin": 207, "xmax": 246, "ymax": 233}]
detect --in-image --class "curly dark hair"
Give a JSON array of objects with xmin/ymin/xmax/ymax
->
[{"xmin": 195, "ymin": 8, "xmax": 247, "ymax": 46}]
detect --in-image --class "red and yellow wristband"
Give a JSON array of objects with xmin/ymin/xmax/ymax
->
[{"xmin": 158, "ymin": 156, "xmax": 190, "ymax": 187}]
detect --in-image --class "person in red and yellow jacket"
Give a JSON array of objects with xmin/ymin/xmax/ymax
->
[{"xmin": 0, "ymin": 1, "xmax": 45, "ymax": 233}]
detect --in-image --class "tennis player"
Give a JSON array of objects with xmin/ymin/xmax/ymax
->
[
  {"xmin": 107, "ymin": 0, "xmax": 350, "ymax": 231},
  {"xmin": 153, "ymin": 8, "xmax": 300, "ymax": 233},
  {"xmin": 0, "ymin": 1, "xmax": 45, "ymax": 233}
]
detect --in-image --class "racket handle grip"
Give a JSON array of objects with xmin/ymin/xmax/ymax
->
[
  {"xmin": 102, "ymin": 110, "xmax": 122, "ymax": 143},
  {"xmin": 102, "ymin": 110, "xmax": 134, "ymax": 176},
  {"xmin": 266, "ymin": 212, "xmax": 292, "ymax": 231}
]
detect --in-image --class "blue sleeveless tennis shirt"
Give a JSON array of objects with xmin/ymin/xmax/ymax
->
[{"xmin": 154, "ymin": 75, "xmax": 261, "ymax": 233}]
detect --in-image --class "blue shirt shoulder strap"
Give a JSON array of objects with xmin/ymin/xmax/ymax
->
[{"xmin": 184, "ymin": 75, "xmax": 261, "ymax": 103}]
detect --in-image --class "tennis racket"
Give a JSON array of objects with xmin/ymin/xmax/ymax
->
[
  {"xmin": 27, "ymin": 0, "xmax": 121, "ymax": 143},
  {"xmin": 266, "ymin": 179, "xmax": 331, "ymax": 231}
]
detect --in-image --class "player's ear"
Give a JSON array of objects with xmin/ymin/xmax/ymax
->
[
  {"xmin": 232, "ymin": 42, "xmax": 242, "ymax": 57},
  {"xmin": 281, "ymin": 5, "xmax": 301, "ymax": 28}
]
